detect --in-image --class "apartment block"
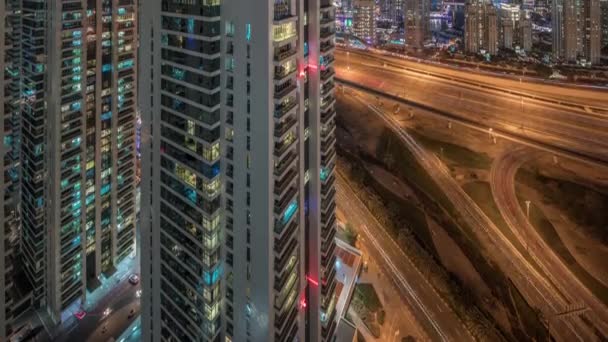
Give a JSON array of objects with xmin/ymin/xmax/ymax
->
[{"xmin": 140, "ymin": 0, "xmax": 338, "ymax": 341}]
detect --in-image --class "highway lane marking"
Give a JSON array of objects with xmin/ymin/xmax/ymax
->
[
  {"xmin": 358, "ymin": 97, "xmax": 588, "ymax": 341},
  {"xmin": 340, "ymin": 50, "xmax": 608, "ymax": 115},
  {"xmin": 337, "ymin": 176, "xmax": 474, "ymax": 341},
  {"xmin": 338, "ymin": 83, "xmax": 608, "ymax": 167}
]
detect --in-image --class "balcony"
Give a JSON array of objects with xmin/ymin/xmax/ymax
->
[
  {"xmin": 274, "ymin": 116, "xmax": 297, "ymax": 140},
  {"xmin": 320, "ymin": 67, "xmax": 335, "ymax": 83},
  {"xmin": 274, "ymin": 135, "xmax": 297, "ymax": 160},
  {"xmin": 274, "ymin": 151, "xmax": 298, "ymax": 178},
  {"xmin": 274, "ymin": 186, "xmax": 297, "ymax": 216},
  {"xmin": 274, "ymin": 2, "xmax": 297, "ymax": 23},
  {"xmin": 274, "ymin": 82, "xmax": 297, "ymax": 102},
  {"xmin": 274, "ymin": 99, "xmax": 297, "ymax": 120},
  {"xmin": 274, "ymin": 168, "xmax": 297, "ymax": 197},
  {"xmin": 274, "ymin": 45, "xmax": 297, "ymax": 63},
  {"xmin": 320, "ymin": 42, "xmax": 335, "ymax": 55},
  {"xmin": 274, "ymin": 65, "xmax": 297, "ymax": 82},
  {"xmin": 320, "ymin": 29, "xmax": 335, "ymax": 41}
]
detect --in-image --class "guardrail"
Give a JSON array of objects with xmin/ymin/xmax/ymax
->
[{"xmin": 335, "ymin": 78, "xmax": 608, "ymax": 167}]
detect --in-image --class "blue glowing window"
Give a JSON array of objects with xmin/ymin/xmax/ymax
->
[
  {"xmin": 118, "ymin": 8, "xmax": 126, "ymax": 15},
  {"xmin": 187, "ymin": 18, "xmax": 195, "ymax": 34},
  {"xmin": 101, "ymin": 111, "xmax": 112, "ymax": 121},
  {"xmin": 185, "ymin": 188, "xmax": 197, "ymax": 204},
  {"xmin": 72, "ymin": 236, "xmax": 81, "ymax": 247},
  {"xmin": 203, "ymin": 265, "xmax": 223, "ymax": 286},
  {"xmin": 172, "ymin": 67, "xmax": 185, "ymax": 80},
  {"xmin": 320, "ymin": 168, "xmax": 329, "ymax": 181},
  {"xmin": 304, "ymin": 42, "xmax": 309, "ymax": 56},
  {"xmin": 102, "ymin": 64, "xmax": 112, "ymax": 72},
  {"xmin": 282, "ymin": 201, "xmax": 298, "ymax": 224},
  {"xmin": 246, "ymin": 23, "xmax": 251, "ymax": 41},
  {"xmin": 86, "ymin": 193, "xmax": 95, "ymax": 206},
  {"xmin": 100, "ymin": 184, "xmax": 111, "ymax": 196}
]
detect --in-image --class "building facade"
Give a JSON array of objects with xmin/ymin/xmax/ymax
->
[
  {"xmin": 140, "ymin": 0, "xmax": 338, "ymax": 341},
  {"xmin": 19, "ymin": 0, "xmax": 137, "ymax": 324},
  {"xmin": 465, "ymin": 0, "xmax": 498, "ymax": 54},
  {"xmin": 353, "ymin": 0, "xmax": 376, "ymax": 44},
  {"xmin": 602, "ymin": 0, "xmax": 608, "ymax": 48},
  {"xmin": 1, "ymin": 0, "xmax": 22, "ymax": 337},
  {"xmin": 553, "ymin": 0, "xmax": 601, "ymax": 64},
  {"xmin": 404, "ymin": 0, "xmax": 431, "ymax": 48}
]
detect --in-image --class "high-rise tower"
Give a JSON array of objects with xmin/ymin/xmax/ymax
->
[
  {"xmin": 140, "ymin": 0, "xmax": 338, "ymax": 341},
  {"xmin": 553, "ymin": 0, "xmax": 601, "ymax": 64},
  {"xmin": 1, "ymin": 0, "xmax": 22, "ymax": 337},
  {"xmin": 19, "ymin": 0, "xmax": 137, "ymax": 323}
]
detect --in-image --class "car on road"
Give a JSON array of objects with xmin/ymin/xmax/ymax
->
[{"xmin": 128, "ymin": 274, "xmax": 140, "ymax": 285}]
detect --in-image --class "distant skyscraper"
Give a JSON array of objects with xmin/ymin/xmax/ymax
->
[
  {"xmin": 465, "ymin": 0, "xmax": 498, "ymax": 54},
  {"xmin": 602, "ymin": 0, "xmax": 608, "ymax": 48},
  {"xmin": 19, "ymin": 0, "xmax": 137, "ymax": 324},
  {"xmin": 553, "ymin": 0, "xmax": 601, "ymax": 64},
  {"xmin": 1, "ymin": 0, "xmax": 21, "ymax": 338},
  {"xmin": 140, "ymin": 0, "xmax": 339, "ymax": 341},
  {"xmin": 353, "ymin": 0, "xmax": 377, "ymax": 43},
  {"xmin": 501, "ymin": 18, "xmax": 514, "ymax": 48},
  {"xmin": 404, "ymin": 0, "xmax": 431, "ymax": 48},
  {"xmin": 485, "ymin": 4, "xmax": 499, "ymax": 54},
  {"xmin": 519, "ymin": 14, "xmax": 533, "ymax": 51},
  {"xmin": 500, "ymin": 4, "xmax": 532, "ymax": 51}
]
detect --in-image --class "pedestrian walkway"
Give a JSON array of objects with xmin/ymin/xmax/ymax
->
[{"xmin": 116, "ymin": 316, "xmax": 141, "ymax": 342}]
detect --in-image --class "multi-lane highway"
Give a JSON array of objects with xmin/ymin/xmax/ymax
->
[
  {"xmin": 341, "ymin": 89, "xmax": 605, "ymax": 340},
  {"xmin": 337, "ymin": 49, "xmax": 608, "ymax": 109},
  {"xmin": 336, "ymin": 173, "xmax": 473, "ymax": 342},
  {"xmin": 490, "ymin": 148, "xmax": 608, "ymax": 337},
  {"xmin": 335, "ymin": 49, "xmax": 608, "ymax": 166}
]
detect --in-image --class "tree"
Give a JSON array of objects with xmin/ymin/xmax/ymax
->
[{"xmin": 343, "ymin": 223, "xmax": 358, "ymax": 246}]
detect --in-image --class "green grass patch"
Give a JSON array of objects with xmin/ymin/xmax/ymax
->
[
  {"xmin": 462, "ymin": 181, "xmax": 542, "ymax": 275},
  {"xmin": 366, "ymin": 173, "xmax": 434, "ymax": 254},
  {"xmin": 351, "ymin": 283, "xmax": 385, "ymax": 337},
  {"xmin": 517, "ymin": 195, "xmax": 608, "ymax": 307},
  {"xmin": 516, "ymin": 169, "xmax": 608, "ymax": 245},
  {"xmin": 508, "ymin": 280, "xmax": 549, "ymax": 341},
  {"xmin": 409, "ymin": 130, "xmax": 493, "ymax": 170}
]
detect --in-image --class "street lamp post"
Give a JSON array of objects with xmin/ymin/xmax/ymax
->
[{"xmin": 525, "ymin": 200, "xmax": 531, "ymax": 220}]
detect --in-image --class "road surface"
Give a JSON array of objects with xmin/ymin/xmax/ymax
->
[
  {"xmin": 342, "ymin": 90, "xmax": 604, "ymax": 340},
  {"xmin": 335, "ymin": 49, "xmax": 608, "ymax": 165},
  {"xmin": 53, "ymin": 279, "xmax": 141, "ymax": 342},
  {"xmin": 337, "ymin": 49, "xmax": 608, "ymax": 108},
  {"xmin": 337, "ymin": 173, "xmax": 473, "ymax": 342},
  {"xmin": 490, "ymin": 148, "xmax": 608, "ymax": 336}
]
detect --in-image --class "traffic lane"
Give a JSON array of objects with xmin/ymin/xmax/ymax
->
[
  {"xmin": 55, "ymin": 281, "xmax": 140, "ymax": 342},
  {"xmin": 491, "ymin": 150, "xmax": 608, "ymax": 336},
  {"xmin": 356, "ymin": 95, "xmax": 589, "ymax": 341},
  {"xmin": 337, "ymin": 61, "xmax": 608, "ymax": 135},
  {"xmin": 86, "ymin": 299, "xmax": 141, "ymax": 342},
  {"xmin": 338, "ymin": 70, "xmax": 608, "ymax": 163},
  {"xmin": 337, "ymin": 50, "xmax": 608, "ymax": 107},
  {"xmin": 336, "ymin": 180, "xmax": 473, "ymax": 342}
]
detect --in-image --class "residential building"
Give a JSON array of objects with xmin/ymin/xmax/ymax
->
[
  {"xmin": 353, "ymin": 0, "xmax": 376, "ymax": 44},
  {"xmin": 518, "ymin": 14, "xmax": 532, "ymax": 51},
  {"xmin": 404, "ymin": 0, "xmax": 431, "ymax": 48},
  {"xmin": 140, "ymin": 1, "xmax": 338, "ymax": 342},
  {"xmin": 1, "ymin": 0, "xmax": 22, "ymax": 338},
  {"xmin": 499, "ymin": 4, "xmax": 531, "ymax": 52},
  {"xmin": 465, "ymin": 0, "xmax": 498, "ymax": 54},
  {"xmin": 553, "ymin": 0, "xmax": 601, "ymax": 64},
  {"xmin": 19, "ymin": 0, "xmax": 137, "ymax": 324},
  {"xmin": 485, "ymin": 4, "xmax": 499, "ymax": 54},
  {"xmin": 501, "ymin": 18, "xmax": 514, "ymax": 49},
  {"xmin": 602, "ymin": 0, "xmax": 608, "ymax": 48}
]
